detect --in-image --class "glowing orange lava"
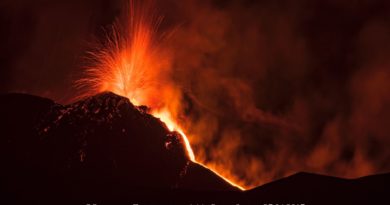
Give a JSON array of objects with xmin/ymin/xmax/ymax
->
[
  {"xmin": 152, "ymin": 109, "xmax": 244, "ymax": 190},
  {"xmin": 152, "ymin": 109, "xmax": 195, "ymax": 161},
  {"xmin": 77, "ymin": 0, "xmax": 245, "ymax": 191}
]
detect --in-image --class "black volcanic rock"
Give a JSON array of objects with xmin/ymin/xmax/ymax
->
[
  {"xmin": 0, "ymin": 92, "xmax": 236, "ymax": 203},
  {"xmin": 1, "ymin": 92, "xmax": 390, "ymax": 204}
]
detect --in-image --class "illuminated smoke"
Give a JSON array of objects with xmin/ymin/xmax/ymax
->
[
  {"xmin": 76, "ymin": 0, "xmax": 244, "ymax": 190},
  {"xmin": 77, "ymin": 0, "xmax": 390, "ymax": 189}
]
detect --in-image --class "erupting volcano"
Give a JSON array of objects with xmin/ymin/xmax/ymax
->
[
  {"xmin": 77, "ymin": 0, "xmax": 245, "ymax": 190},
  {"xmin": 2, "ymin": 0, "xmax": 390, "ymax": 204}
]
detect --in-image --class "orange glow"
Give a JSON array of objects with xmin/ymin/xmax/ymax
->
[
  {"xmin": 152, "ymin": 109, "xmax": 244, "ymax": 190},
  {"xmin": 152, "ymin": 108, "xmax": 195, "ymax": 161},
  {"xmin": 77, "ymin": 0, "xmax": 246, "ymax": 190}
]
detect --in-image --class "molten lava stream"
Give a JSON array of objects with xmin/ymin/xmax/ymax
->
[
  {"xmin": 77, "ymin": 0, "xmax": 246, "ymax": 191},
  {"xmin": 152, "ymin": 109, "xmax": 195, "ymax": 161},
  {"xmin": 152, "ymin": 110, "xmax": 245, "ymax": 191}
]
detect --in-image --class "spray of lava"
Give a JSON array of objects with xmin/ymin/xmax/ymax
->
[{"xmin": 76, "ymin": 0, "xmax": 245, "ymax": 190}]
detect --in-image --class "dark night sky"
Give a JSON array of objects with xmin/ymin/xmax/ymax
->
[
  {"xmin": 0, "ymin": 0, "xmax": 122, "ymax": 101},
  {"xmin": 1, "ymin": 0, "xmax": 390, "ymax": 187}
]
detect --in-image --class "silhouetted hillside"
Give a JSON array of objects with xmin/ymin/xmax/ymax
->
[{"xmin": 0, "ymin": 92, "xmax": 389, "ymax": 204}]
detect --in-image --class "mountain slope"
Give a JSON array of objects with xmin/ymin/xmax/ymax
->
[{"xmin": 0, "ymin": 92, "xmax": 389, "ymax": 204}]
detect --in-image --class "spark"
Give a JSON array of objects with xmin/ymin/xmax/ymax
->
[{"xmin": 77, "ymin": 0, "xmax": 246, "ymax": 190}]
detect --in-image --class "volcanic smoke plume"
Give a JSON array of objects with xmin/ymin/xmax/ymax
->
[
  {"xmin": 2, "ymin": 0, "xmax": 390, "ymax": 189},
  {"xmin": 75, "ymin": 0, "xmax": 390, "ymax": 189}
]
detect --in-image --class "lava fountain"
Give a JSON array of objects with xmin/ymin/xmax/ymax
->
[{"xmin": 76, "ymin": 0, "xmax": 245, "ymax": 190}]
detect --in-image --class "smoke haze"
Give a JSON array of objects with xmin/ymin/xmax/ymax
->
[{"xmin": 1, "ymin": 0, "xmax": 390, "ymax": 188}]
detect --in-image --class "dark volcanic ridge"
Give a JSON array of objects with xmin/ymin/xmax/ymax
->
[{"xmin": 0, "ymin": 92, "xmax": 389, "ymax": 204}]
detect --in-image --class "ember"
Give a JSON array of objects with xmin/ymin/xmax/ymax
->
[{"xmin": 77, "ymin": 0, "xmax": 245, "ymax": 190}]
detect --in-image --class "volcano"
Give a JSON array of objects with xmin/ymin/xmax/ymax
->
[{"xmin": 0, "ymin": 92, "xmax": 389, "ymax": 204}]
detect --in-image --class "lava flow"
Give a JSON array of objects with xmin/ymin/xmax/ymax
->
[{"xmin": 77, "ymin": 0, "xmax": 245, "ymax": 190}]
